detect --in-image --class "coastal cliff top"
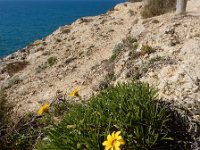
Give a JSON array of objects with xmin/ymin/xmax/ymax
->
[{"xmin": 0, "ymin": 0, "xmax": 200, "ymax": 122}]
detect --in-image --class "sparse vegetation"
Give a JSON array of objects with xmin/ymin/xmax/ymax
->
[
  {"xmin": 141, "ymin": 0, "xmax": 176, "ymax": 18},
  {"xmin": 105, "ymin": 71, "xmax": 116, "ymax": 84},
  {"xmin": 4, "ymin": 76, "xmax": 22, "ymax": 89},
  {"xmin": 36, "ymin": 56, "xmax": 57, "ymax": 73},
  {"xmin": 112, "ymin": 36, "xmax": 140, "ymax": 61},
  {"xmin": 0, "ymin": 89, "xmax": 10, "ymax": 124},
  {"xmin": 2, "ymin": 61, "xmax": 29, "ymax": 76},
  {"xmin": 85, "ymin": 44, "xmax": 95, "ymax": 56},
  {"xmin": 149, "ymin": 55, "xmax": 163, "ymax": 64},
  {"xmin": 128, "ymin": 9, "xmax": 136, "ymax": 16},
  {"xmin": 141, "ymin": 44, "xmax": 155, "ymax": 55},
  {"xmin": 110, "ymin": 37, "xmax": 139, "ymax": 62},
  {"xmin": 56, "ymin": 38, "xmax": 62, "ymax": 43},
  {"xmin": 0, "ymin": 97, "xmax": 69, "ymax": 150},
  {"xmin": 61, "ymin": 28, "xmax": 71, "ymax": 34},
  {"xmin": 110, "ymin": 43, "xmax": 124, "ymax": 62},
  {"xmin": 128, "ymin": 42, "xmax": 139, "ymax": 59},
  {"xmin": 47, "ymin": 56, "xmax": 57, "ymax": 66},
  {"xmin": 36, "ymin": 64, "xmax": 48, "ymax": 73},
  {"xmin": 1, "ymin": 1, "xmax": 199, "ymax": 149},
  {"xmin": 0, "ymin": 89, "xmax": 12, "ymax": 149},
  {"xmin": 123, "ymin": 36, "xmax": 138, "ymax": 50}
]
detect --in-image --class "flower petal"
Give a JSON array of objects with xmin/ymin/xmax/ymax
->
[
  {"xmin": 116, "ymin": 135, "xmax": 123, "ymax": 141},
  {"xmin": 115, "ymin": 146, "xmax": 121, "ymax": 150},
  {"xmin": 37, "ymin": 108, "xmax": 43, "ymax": 115},
  {"xmin": 103, "ymin": 141, "xmax": 109, "ymax": 146},
  {"xmin": 114, "ymin": 141, "xmax": 121, "ymax": 147},
  {"xmin": 115, "ymin": 131, "xmax": 121, "ymax": 138},
  {"xmin": 105, "ymin": 147, "xmax": 110, "ymax": 150},
  {"xmin": 111, "ymin": 132, "xmax": 115, "ymax": 138},
  {"xmin": 118, "ymin": 139, "xmax": 125, "ymax": 145},
  {"xmin": 107, "ymin": 134, "xmax": 112, "ymax": 141}
]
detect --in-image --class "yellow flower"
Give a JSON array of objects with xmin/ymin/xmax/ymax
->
[
  {"xmin": 37, "ymin": 102, "xmax": 50, "ymax": 115},
  {"xmin": 69, "ymin": 87, "xmax": 80, "ymax": 97},
  {"xmin": 103, "ymin": 131, "xmax": 125, "ymax": 150}
]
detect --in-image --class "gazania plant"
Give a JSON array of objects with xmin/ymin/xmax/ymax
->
[{"xmin": 37, "ymin": 81, "xmax": 193, "ymax": 150}]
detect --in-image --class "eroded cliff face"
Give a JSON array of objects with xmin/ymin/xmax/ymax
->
[{"xmin": 0, "ymin": 0, "xmax": 200, "ymax": 122}]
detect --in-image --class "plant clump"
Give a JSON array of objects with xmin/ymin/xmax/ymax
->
[
  {"xmin": 36, "ymin": 56, "xmax": 57, "ymax": 73},
  {"xmin": 141, "ymin": 0, "xmax": 176, "ymax": 18},
  {"xmin": 37, "ymin": 82, "xmax": 194, "ymax": 150},
  {"xmin": 110, "ymin": 43, "xmax": 124, "ymax": 62},
  {"xmin": 141, "ymin": 44, "xmax": 155, "ymax": 55}
]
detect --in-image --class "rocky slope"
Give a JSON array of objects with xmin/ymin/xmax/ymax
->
[{"xmin": 0, "ymin": 0, "xmax": 200, "ymax": 123}]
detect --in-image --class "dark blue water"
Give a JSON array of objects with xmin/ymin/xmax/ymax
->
[{"xmin": 0, "ymin": 0, "xmax": 124, "ymax": 57}]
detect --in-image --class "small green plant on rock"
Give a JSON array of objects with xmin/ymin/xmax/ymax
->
[
  {"xmin": 36, "ymin": 56, "xmax": 57, "ymax": 73},
  {"xmin": 123, "ymin": 36, "xmax": 138, "ymax": 50},
  {"xmin": 110, "ymin": 43, "xmax": 124, "ymax": 62},
  {"xmin": 149, "ymin": 55, "xmax": 163, "ymax": 64},
  {"xmin": 61, "ymin": 28, "xmax": 71, "ymax": 34},
  {"xmin": 47, "ymin": 56, "xmax": 57, "ymax": 66},
  {"xmin": 141, "ymin": 44, "xmax": 155, "ymax": 55}
]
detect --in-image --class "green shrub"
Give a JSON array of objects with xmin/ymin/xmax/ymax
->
[
  {"xmin": 51, "ymin": 101, "xmax": 69, "ymax": 117},
  {"xmin": 36, "ymin": 63, "xmax": 48, "ymax": 73},
  {"xmin": 37, "ymin": 81, "xmax": 193, "ymax": 150},
  {"xmin": 36, "ymin": 56, "xmax": 57, "ymax": 73},
  {"xmin": 110, "ymin": 43, "xmax": 124, "ymax": 62},
  {"xmin": 47, "ymin": 56, "xmax": 57, "ymax": 67},
  {"xmin": 61, "ymin": 28, "xmax": 71, "ymax": 34},
  {"xmin": 123, "ymin": 36, "xmax": 138, "ymax": 50},
  {"xmin": 141, "ymin": 44, "xmax": 155, "ymax": 55},
  {"xmin": 141, "ymin": 0, "xmax": 176, "ymax": 18}
]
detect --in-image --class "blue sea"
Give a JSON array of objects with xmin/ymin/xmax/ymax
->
[{"xmin": 0, "ymin": 0, "xmax": 124, "ymax": 57}]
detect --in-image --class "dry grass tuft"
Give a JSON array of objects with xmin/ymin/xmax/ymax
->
[
  {"xmin": 3, "ymin": 61, "xmax": 29, "ymax": 76},
  {"xmin": 141, "ymin": 0, "xmax": 176, "ymax": 18}
]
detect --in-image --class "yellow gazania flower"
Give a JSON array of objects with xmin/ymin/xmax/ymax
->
[
  {"xmin": 37, "ymin": 102, "xmax": 50, "ymax": 115},
  {"xmin": 103, "ymin": 131, "xmax": 125, "ymax": 150},
  {"xmin": 69, "ymin": 87, "xmax": 80, "ymax": 97}
]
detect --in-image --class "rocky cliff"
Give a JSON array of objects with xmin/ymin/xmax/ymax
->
[{"xmin": 0, "ymin": 0, "xmax": 200, "ymax": 123}]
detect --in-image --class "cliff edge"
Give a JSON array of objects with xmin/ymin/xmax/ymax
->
[{"xmin": 0, "ymin": 0, "xmax": 200, "ymax": 123}]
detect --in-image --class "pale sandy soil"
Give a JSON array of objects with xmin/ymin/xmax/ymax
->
[{"xmin": 0, "ymin": 0, "xmax": 200, "ymax": 123}]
